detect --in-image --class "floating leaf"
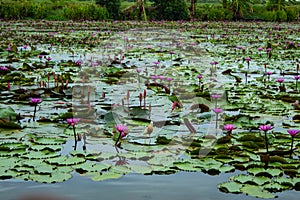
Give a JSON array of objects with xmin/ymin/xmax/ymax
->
[
  {"xmin": 241, "ymin": 185, "xmax": 276, "ymax": 199},
  {"xmin": 218, "ymin": 182, "xmax": 242, "ymax": 193},
  {"xmin": 91, "ymin": 172, "xmax": 123, "ymax": 181}
]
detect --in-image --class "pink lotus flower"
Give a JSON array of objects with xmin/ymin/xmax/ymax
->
[
  {"xmin": 257, "ymin": 47, "xmax": 263, "ymax": 51},
  {"xmin": 213, "ymin": 108, "xmax": 223, "ymax": 114},
  {"xmin": 277, "ymin": 78, "xmax": 284, "ymax": 83},
  {"xmin": 115, "ymin": 124, "xmax": 128, "ymax": 138},
  {"xmin": 76, "ymin": 60, "xmax": 82, "ymax": 66},
  {"xmin": 0, "ymin": 66, "xmax": 8, "ymax": 71},
  {"xmin": 265, "ymin": 71, "xmax": 272, "ymax": 76},
  {"xmin": 259, "ymin": 124, "xmax": 273, "ymax": 153},
  {"xmin": 136, "ymin": 68, "xmax": 142, "ymax": 73},
  {"xmin": 30, "ymin": 98, "xmax": 41, "ymax": 105},
  {"xmin": 287, "ymin": 129, "xmax": 300, "ymax": 137},
  {"xmin": 259, "ymin": 125, "xmax": 273, "ymax": 132},
  {"xmin": 245, "ymin": 57, "xmax": 251, "ymax": 62},
  {"xmin": 153, "ymin": 61, "xmax": 159, "ymax": 65},
  {"xmin": 166, "ymin": 77, "xmax": 173, "ymax": 82},
  {"xmin": 224, "ymin": 124, "xmax": 235, "ymax": 132},
  {"xmin": 211, "ymin": 94, "xmax": 222, "ymax": 99},
  {"xmin": 294, "ymin": 76, "xmax": 300, "ymax": 80},
  {"xmin": 197, "ymin": 75, "xmax": 203, "ymax": 79},
  {"xmin": 66, "ymin": 118, "xmax": 80, "ymax": 126}
]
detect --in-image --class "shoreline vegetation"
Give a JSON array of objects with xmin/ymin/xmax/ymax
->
[{"xmin": 0, "ymin": 0, "xmax": 299, "ymax": 22}]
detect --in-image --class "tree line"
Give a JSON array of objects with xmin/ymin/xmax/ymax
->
[{"xmin": 0, "ymin": 0, "xmax": 299, "ymax": 21}]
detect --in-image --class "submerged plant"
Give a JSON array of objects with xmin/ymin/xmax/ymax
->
[
  {"xmin": 259, "ymin": 125, "xmax": 273, "ymax": 153},
  {"xmin": 30, "ymin": 98, "xmax": 41, "ymax": 121},
  {"xmin": 287, "ymin": 129, "xmax": 299, "ymax": 157}
]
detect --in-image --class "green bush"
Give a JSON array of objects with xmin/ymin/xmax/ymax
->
[
  {"xmin": 208, "ymin": 7, "xmax": 232, "ymax": 20},
  {"xmin": 286, "ymin": 6, "xmax": 299, "ymax": 21},
  {"xmin": 63, "ymin": 3, "xmax": 107, "ymax": 20},
  {"xmin": 276, "ymin": 10, "xmax": 287, "ymax": 21},
  {"xmin": 95, "ymin": 0, "xmax": 121, "ymax": 19},
  {"xmin": 153, "ymin": 0, "xmax": 190, "ymax": 21}
]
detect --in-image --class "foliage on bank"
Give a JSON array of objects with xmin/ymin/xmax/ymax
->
[{"xmin": 0, "ymin": 0, "xmax": 299, "ymax": 21}]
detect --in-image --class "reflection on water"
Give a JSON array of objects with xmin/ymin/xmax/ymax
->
[{"xmin": 1, "ymin": 172, "xmax": 298, "ymax": 200}]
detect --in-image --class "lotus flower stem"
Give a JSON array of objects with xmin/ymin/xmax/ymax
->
[
  {"xmin": 215, "ymin": 113, "xmax": 218, "ymax": 129},
  {"xmin": 264, "ymin": 131, "xmax": 269, "ymax": 153},
  {"xmin": 33, "ymin": 105, "xmax": 37, "ymax": 121},
  {"xmin": 115, "ymin": 132, "xmax": 122, "ymax": 146},
  {"xmin": 73, "ymin": 125, "xmax": 77, "ymax": 143},
  {"xmin": 290, "ymin": 137, "xmax": 294, "ymax": 157}
]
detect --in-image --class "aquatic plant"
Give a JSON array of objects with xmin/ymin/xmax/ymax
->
[
  {"xmin": 114, "ymin": 124, "xmax": 128, "ymax": 147},
  {"xmin": 259, "ymin": 125, "xmax": 273, "ymax": 153},
  {"xmin": 223, "ymin": 124, "xmax": 235, "ymax": 136},
  {"xmin": 30, "ymin": 98, "xmax": 41, "ymax": 121},
  {"xmin": 213, "ymin": 108, "xmax": 223, "ymax": 129},
  {"xmin": 287, "ymin": 129, "xmax": 299, "ymax": 157}
]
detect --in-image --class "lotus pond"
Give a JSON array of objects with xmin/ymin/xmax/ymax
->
[{"xmin": 0, "ymin": 20, "xmax": 300, "ymax": 199}]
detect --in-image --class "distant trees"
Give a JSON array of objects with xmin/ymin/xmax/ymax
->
[
  {"xmin": 222, "ymin": 0, "xmax": 254, "ymax": 20},
  {"xmin": 95, "ymin": 0, "xmax": 121, "ymax": 19},
  {"xmin": 153, "ymin": 0, "xmax": 190, "ymax": 20},
  {"xmin": 266, "ymin": 0, "xmax": 296, "ymax": 11}
]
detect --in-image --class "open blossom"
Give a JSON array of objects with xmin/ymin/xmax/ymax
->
[
  {"xmin": 245, "ymin": 57, "xmax": 251, "ymax": 62},
  {"xmin": 211, "ymin": 94, "xmax": 222, "ymax": 99},
  {"xmin": 66, "ymin": 118, "xmax": 80, "ymax": 126},
  {"xmin": 277, "ymin": 78, "xmax": 284, "ymax": 83},
  {"xmin": 197, "ymin": 75, "xmax": 203, "ymax": 79},
  {"xmin": 294, "ymin": 76, "xmax": 300, "ymax": 80},
  {"xmin": 153, "ymin": 61, "xmax": 159, "ymax": 65},
  {"xmin": 265, "ymin": 71, "xmax": 272, "ymax": 75},
  {"xmin": 224, "ymin": 124, "xmax": 235, "ymax": 132},
  {"xmin": 115, "ymin": 124, "xmax": 128, "ymax": 137},
  {"xmin": 287, "ymin": 129, "xmax": 300, "ymax": 137},
  {"xmin": 30, "ymin": 98, "xmax": 41, "ymax": 105},
  {"xmin": 213, "ymin": 108, "xmax": 223, "ymax": 114},
  {"xmin": 259, "ymin": 125, "xmax": 273, "ymax": 132},
  {"xmin": 0, "ymin": 66, "xmax": 8, "ymax": 71}
]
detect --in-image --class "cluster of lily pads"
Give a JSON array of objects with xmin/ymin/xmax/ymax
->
[{"xmin": 0, "ymin": 20, "xmax": 300, "ymax": 199}]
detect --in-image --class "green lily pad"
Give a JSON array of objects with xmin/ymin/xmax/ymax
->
[
  {"xmin": 90, "ymin": 172, "xmax": 123, "ymax": 181},
  {"xmin": 218, "ymin": 181, "xmax": 242, "ymax": 193},
  {"xmin": 241, "ymin": 185, "xmax": 276, "ymax": 199}
]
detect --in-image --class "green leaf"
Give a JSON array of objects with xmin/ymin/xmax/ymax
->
[
  {"xmin": 218, "ymin": 182, "xmax": 242, "ymax": 193},
  {"xmin": 241, "ymin": 185, "xmax": 276, "ymax": 199},
  {"xmin": 130, "ymin": 165, "xmax": 152, "ymax": 174},
  {"xmin": 231, "ymin": 174, "xmax": 253, "ymax": 184},
  {"xmin": 91, "ymin": 172, "xmax": 123, "ymax": 181}
]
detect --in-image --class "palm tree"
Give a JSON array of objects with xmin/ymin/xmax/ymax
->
[
  {"xmin": 122, "ymin": 0, "xmax": 147, "ymax": 20},
  {"xmin": 222, "ymin": 0, "xmax": 254, "ymax": 20},
  {"xmin": 266, "ymin": 0, "xmax": 296, "ymax": 11}
]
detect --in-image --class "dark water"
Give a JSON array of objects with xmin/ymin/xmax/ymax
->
[{"xmin": 1, "ymin": 172, "xmax": 298, "ymax": 200}]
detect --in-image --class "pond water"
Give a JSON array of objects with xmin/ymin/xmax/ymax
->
[{"xmin": 0, "ymin": 20, "xmax": 300, "ymax": 199}]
